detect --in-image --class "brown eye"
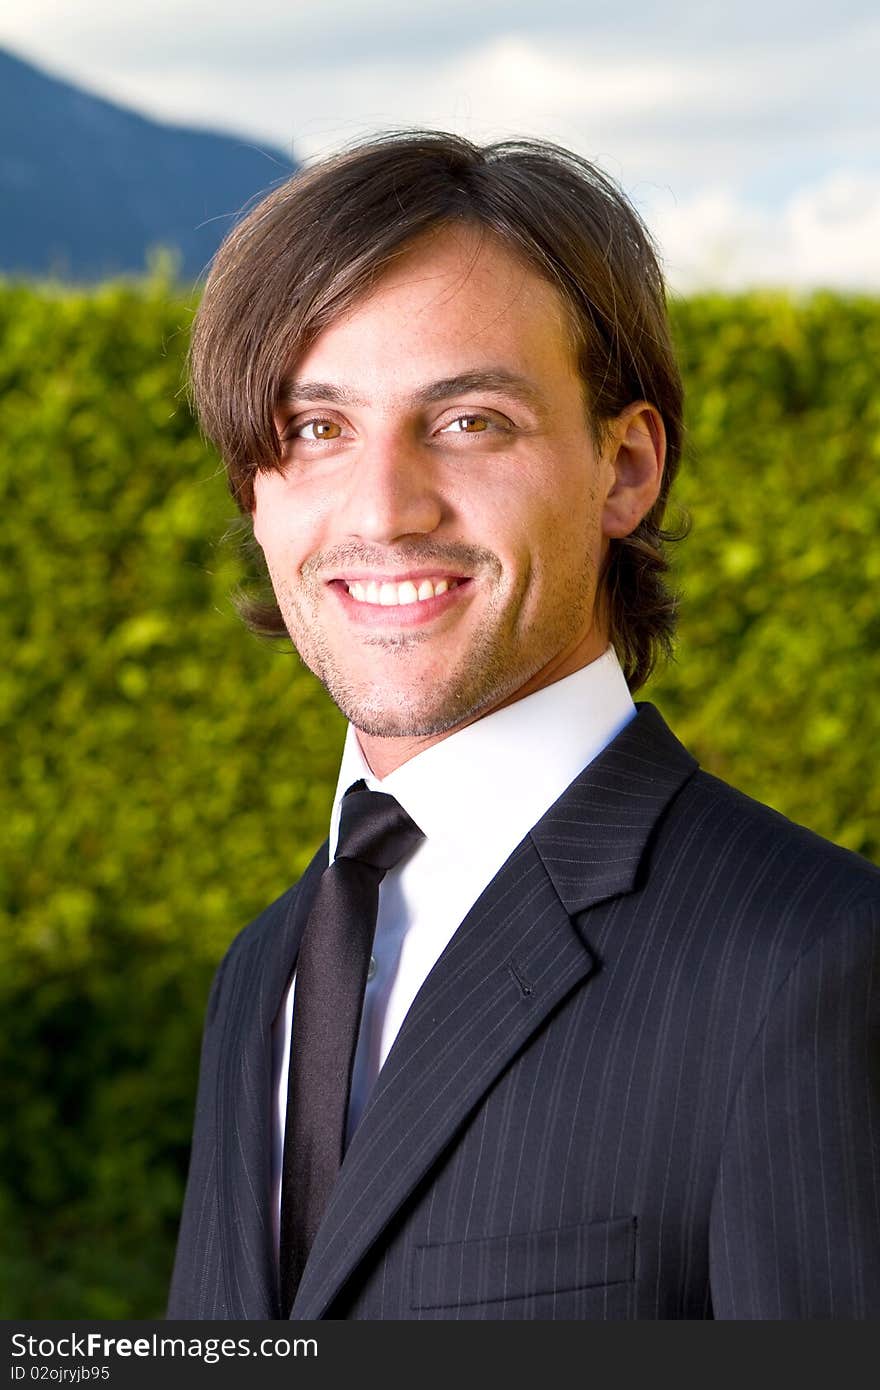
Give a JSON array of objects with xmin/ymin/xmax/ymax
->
[
  {"xmin": 442, "ymin": 414, "xmax": 491, "ymax": 433},
  {"xmin": 295, "ymin": 419, "xmax": 342, "ymax": 441}
]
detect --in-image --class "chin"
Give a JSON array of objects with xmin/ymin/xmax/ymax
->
[
  {"xmin": 329, "ymin": 680, "xmax": 486, "ymax": 741},
  {"xmin": 339, "ymin": 700, "xmax": 469, "ymax": 741},
  {"xmin": 327, "ymin": 655, "xmax": 541, "ymax": 740}
]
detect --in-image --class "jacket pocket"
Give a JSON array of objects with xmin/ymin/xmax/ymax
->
[{"xmin": 412, "ymin": 1215, "xmax": 636, "ymax": 1311}]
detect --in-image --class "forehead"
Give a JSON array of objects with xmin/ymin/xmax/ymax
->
[{"xmin": 287, "ymin": 224, "xmax": 580, "ymax": 397}]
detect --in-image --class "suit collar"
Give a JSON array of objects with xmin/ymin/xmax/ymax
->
[
  {"xmin": 289, "ymin": 702, "xmax": 697, "ymax": 1318},
  {"xmin": 531, "ymin": 701, "xmax": 698, "ymax": 914}
]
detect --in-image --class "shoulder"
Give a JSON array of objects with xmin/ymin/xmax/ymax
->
[
  {"xmin": 588, "ymin": 699, "xmax": 879, "ymax": 988},
  {"xmin": 675, "ymin": 766, "xmax": 878, "ymax": 899},
  {"xmin": 221, "ymin": 878, "xmax": 302, "ymax": 965},
  {"xmin": 612, "ymin": 758, "xmax": 880, "ymax": 1068},
  {"xmin": 203, "ymin": 843, "xmax": 328, "ymax": 1025},
  {"xmin": 589, "ymin": 699, "xmax": 878, "ymax": 922},
  {"xmin": 650, "ymin": 764, "xmax": 880, "ymax": 977}
]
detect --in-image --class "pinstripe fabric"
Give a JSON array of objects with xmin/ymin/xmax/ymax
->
[{"xmin": 167, "ymin": 703, "xmax": 880, "ymax": 1320}]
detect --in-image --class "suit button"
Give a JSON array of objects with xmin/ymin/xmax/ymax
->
[{"xmin": 367, "ymin": 954, "xmax": 377, "ymax": 981}]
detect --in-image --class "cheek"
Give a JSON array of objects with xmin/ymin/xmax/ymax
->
[
  {"xmin": 250, "ymin": 476, "xmax": 279, "ymax": 552},
  {"xmin": 251, "ymin": 511, "xmax": 268, "ymax": 553},
  {"xmin": 252, "ymin": 518, "xmax": 288, "ymax": 566},
  {"xmin": 252, "ymin": 486, "xmax": 323, "ymax": 565},
  {"xmin": 503, "ymin": 471, "xmax": 594, "ymax": 554}
]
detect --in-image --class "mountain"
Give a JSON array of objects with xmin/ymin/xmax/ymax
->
[{"xmin": 0, "ymin": 47, "xmax": 298, "ymax": 281}]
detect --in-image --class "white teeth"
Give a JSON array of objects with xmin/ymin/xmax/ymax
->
[{"xmin": 345, "ymin": 577, "xmax": 460, "ymax": 605}]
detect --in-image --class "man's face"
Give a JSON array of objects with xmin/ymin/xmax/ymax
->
[{"xmin": 252, "ymin": 224, "xmax": 626, "ymax": 746}]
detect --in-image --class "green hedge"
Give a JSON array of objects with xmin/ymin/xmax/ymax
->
[
  {"xmin": 654, "ymin": 292, "xmax": 880, "ymax": 858},
  {"xmin": 1, "ymin": 276, "xmax": 877, "ymax": 1315}
]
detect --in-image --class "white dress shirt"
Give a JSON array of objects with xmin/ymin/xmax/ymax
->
[{"xmin": 270, "ymin": 645, "xmax": 635, "ymax": 1252}]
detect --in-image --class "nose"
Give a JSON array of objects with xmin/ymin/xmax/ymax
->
[{"xmin": 337, "ymin": 431, "xmax": 444, "ymax": 544}]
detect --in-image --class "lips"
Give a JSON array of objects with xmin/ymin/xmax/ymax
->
[{"xmin": 329, "ymin": 575, "xmax": 471, "ymax": 625}]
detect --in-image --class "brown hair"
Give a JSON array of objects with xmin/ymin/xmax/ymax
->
[{"xmin": 190, "ymin": 130, "xmax": 685, "ymax": 691}]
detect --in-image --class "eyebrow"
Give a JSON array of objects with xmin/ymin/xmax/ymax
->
[{"xmin": 276, "ymin": 369, "xmax": 546, "ymax": 414}]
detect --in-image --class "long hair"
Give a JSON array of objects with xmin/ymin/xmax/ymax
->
[{"xmin": 190, "ymin": 130, "xmax": 685, "ymax": 691}]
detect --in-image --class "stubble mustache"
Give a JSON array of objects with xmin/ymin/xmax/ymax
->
[{"xmin": 300, "ymin": 539, "xmax": 503, "ymax": 586}]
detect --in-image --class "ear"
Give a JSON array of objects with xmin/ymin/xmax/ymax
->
[{"xmin": 601, "ymin": 402, "xmax": 666, "ymax": 539}]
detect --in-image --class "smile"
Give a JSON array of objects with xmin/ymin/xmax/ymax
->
[
  {"xmin": 345, "ymin": 577, "xmax": 463, "ymax": 606},
  {"xmin": 330, "ymin": 575, "xmax": 471, "ymax": 627}
]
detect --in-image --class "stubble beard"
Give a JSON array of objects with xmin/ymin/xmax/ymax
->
[
  {"xmin": 270, "ymin": 575, "xmax": 521, "ymax": 738},
  {"xmin": 266, "ymin": 545, "xmax": 599, "ymax": 741}
]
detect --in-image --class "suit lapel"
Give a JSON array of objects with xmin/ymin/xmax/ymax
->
[
  {"xmin": 290, "ymin": 832, "xmax": 593, "ymax": 1318},
  {"xmin": 530, "ymin": 702, "xmax": 698, "ymax": 913},
  {"xmin": 290, "ymin": 702, "xmax": 698, "ymax": 1318}
]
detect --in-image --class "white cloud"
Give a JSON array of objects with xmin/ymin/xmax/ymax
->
[
  {"xmin": 649, "ymin": 173, "xmax": 880, "ymax": 290},
  {"xmin": 4, "ymin": 6, "xmax": 878, "ymax": 178},
  {"xmin": 1, "ymin": 0, "xmax": 874, "ymax": 68},
  {"xmin": 2, "ymin": 3, "xmax": 879, "ymax": 289}
]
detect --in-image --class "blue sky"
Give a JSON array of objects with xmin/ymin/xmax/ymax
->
[{"xmin": 2, "ymin": 0, "xmax": 878, "ymax": 289}]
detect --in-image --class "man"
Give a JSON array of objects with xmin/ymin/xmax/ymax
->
[{"xmin": 168, "ymin": 132, "xmax": 880, "ymax": 1320}]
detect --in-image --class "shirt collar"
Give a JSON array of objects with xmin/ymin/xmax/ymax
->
[{"xmin": 328, "ymin": 646, "xmax": 635, "ymax": 863}]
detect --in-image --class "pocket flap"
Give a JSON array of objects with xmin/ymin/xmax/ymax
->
[{"xmin": 412, "ymin": 1215, "xmax": 636, "ymax": 1310}]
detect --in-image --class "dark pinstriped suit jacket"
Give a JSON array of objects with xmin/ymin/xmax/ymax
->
[{"xmin": 168, "ymin": 703, "xmax": 880, "ymax": 1319}]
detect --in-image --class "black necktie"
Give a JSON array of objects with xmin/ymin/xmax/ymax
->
[{"xmin": 279, "ymin": 780, "xmax": 424, "ymax": 1312}]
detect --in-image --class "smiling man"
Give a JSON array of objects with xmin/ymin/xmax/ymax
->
[
  {"xmin": 252, "ymin": 225, "xmax": 662, "ymax": 770},
  {"xmin": 168, "ymin": 132, "xmax": 880, "ymax": 1321}
]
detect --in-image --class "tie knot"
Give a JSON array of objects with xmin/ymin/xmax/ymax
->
[{"xmin": 335, "ymin": 781, "xmax": 424, "ymax": 873}]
